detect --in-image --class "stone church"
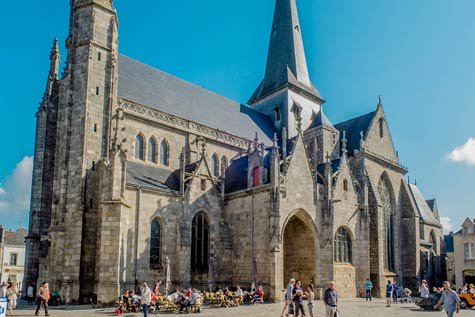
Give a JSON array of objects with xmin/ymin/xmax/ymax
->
[{"xmin": 25, "ymin": 0, "xmax": 446, "ymax": 304}]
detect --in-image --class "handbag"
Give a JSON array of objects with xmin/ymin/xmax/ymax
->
[{"xmin": 334, "ymin": 310, "xmax": 340, "ymax": 317}]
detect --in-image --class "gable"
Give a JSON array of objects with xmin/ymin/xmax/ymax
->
[
  {"xmin": 364, "ymin": 105, "xmax": 398, "ymax": 161},
  {"xmin": 285, "ymin": 136, "xmax": 313, "ymax": 190}
]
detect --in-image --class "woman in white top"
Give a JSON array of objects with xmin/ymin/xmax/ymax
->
[
  {"xmin": 7, "ymin": 282, "xmax": 18, "ymax": 315},
  {"xmin": 419, "ymin": 280, "xmax": 429, "ymax": 298}
]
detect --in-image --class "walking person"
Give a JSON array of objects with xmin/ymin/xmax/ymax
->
[
  {"xmin": 6, "ymin": 282, "xmax": 18, "ymax": 315},
  {"xmin": 434, "ymin": 281, "xmax": 460, "ymax": 317},
  {"xmin": 35, "ymin": 282, "xmax": 50, "ymax": 316},
  {"xmin": 306, "ymin": 284, "xmax": 315, "ymax": 317},
  {"xmin": 364, "ymin": 278, "xmax": 373, "ymax": 302},
  {"xmin": 385, "ymin": 280, "xmax": 393, "ymax": 307},
  {"xmin": 323, "ymin": 281, "xmax": 338, "ymax": 317},
  {"xmin": 281, "ymin": 278, "xmax": 295, "ymax": 317},
  {"xmin": 291, "ymin": 280, "xmax": 305, "ymax": 317},
  {"xmin": 140, "ymin": 282, "xmax": 151, "ymax": 317}
]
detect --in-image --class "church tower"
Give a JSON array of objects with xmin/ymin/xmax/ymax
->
[
  {"xmin": 249, "ymin": 0, "xmax": 324, "ymax": 140},
  {"xmin": 25, "ymin": 0, "xmax": 119, "ymax": 304}
]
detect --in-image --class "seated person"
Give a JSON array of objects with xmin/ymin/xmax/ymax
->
[
  {"xmin": 252, "ymin": 286, "xmax": 264, "ymax": 304},
  {"xmin": 184, "ymin": 289, "xmax": 200, "ymax": 311},
  {"xmin": 234, "ymin": 285, "xmax": 243, "ymax": 306},
  {"xmin": 121, "ymin": 290, "xmax": 131, "ymax": 311}
]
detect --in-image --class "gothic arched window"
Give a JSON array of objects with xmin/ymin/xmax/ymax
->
[
  {"xmin": 211, "ymin": 154, "xmax": 219, "ymax": 177},
  {"xmin": 429, "ymin": 231, "xmax": 436, "ymax": 250},
  {"xmin": 150, "ymin": 219, "xmax": 162, "ymax": 270},
  {"xmin": 221, "ymin": 156, "xmax": 228, "ymax": 172},
  {"xmin": 135, "ymin": 134, "xmax": 144, "ymax": 161},
  {"xmin": 148, "ymin": 138, "xmax": 157, "ymax": 163},
  {"xmin": 160, "ymin": 140, "xmax": 169, "ymax": 166},
  {"xmin": 334, "ymin": 227, "xmax": 352, "ymax": 263},
  {"xmin": 191, "ymin": 212, "xmax": 209, "ymax": 272},
  {"xmin": 378, "ymin": 175, "xmax": 395, "ymax": 271}
]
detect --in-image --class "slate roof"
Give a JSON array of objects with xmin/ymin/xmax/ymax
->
[
  {"xmin": 426, "ymin": 199, "xmax": 436, "ymax": 211},
  {"xmin": 118, "ymin": 54, "xmax": 274, "ymax": 144},
  {"xmin": 444, "ymin": 234, "xmax": 454, "ymax": 253},
  {"xmin": 315, "ymin": 159, "xmax": 341, "ymax": 184},
  {"xmin": 4, "ymin": 228, "xmax": 27, "ymax": 246},
  {"xmin": 306, "ymin": 109, "xmax": 334, "ymax": 131},
  {"xmin": 408, "ymin": 184, "xmax": 440, "ymax": 226},
  {"xmin": 334, "ymin": 111, "xmax": 375, "ymax": 156},
  {"xmin": 126, "ymin": 161, "xmax": 180, "ymax": 194},
  {"xmin": 249, "ymin": 0, "xmax": 322, "ymax": 103},
  {"xmin": 224, "ymin": 156, "xmax": 248, "ymax": 193}
]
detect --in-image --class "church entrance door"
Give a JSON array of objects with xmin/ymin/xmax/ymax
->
[{"xmin": 283, "ymin": 212, "xmax": 317, "ymax": 288}]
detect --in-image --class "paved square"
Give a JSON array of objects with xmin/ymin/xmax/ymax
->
[{"xmin": 13, "ymin": 299, "xmax": 474, "ymax": 317}]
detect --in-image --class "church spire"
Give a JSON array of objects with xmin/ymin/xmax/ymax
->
[{"xmin": 249, "ymin": 0, "xmax": 322, "ymax": 104}]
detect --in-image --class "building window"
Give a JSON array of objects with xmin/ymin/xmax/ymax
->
[
  {"xmin": 191, "ymin": 212, "xmax": 209, "ymax": 272},
  {"xmin": 464, "ymin": 242, "xmax": 475, "ymax": 260},
  {"xmin": 253, "ymin": 166, "xmax": 259, "ymax": 187},
  {"xmin": 274, "ymin": 108, "xmax": 281, "ymax": 121},
  {"xmin": 160, "ymin": 140, "xmax": 169, "ymax": 166},
  {"xmin": 379, "ymin": 118, "xmax": 384, "ymax": 138},
  {"xmin": 150, "ymin": 219, "xmax": 162, "ymax": 270},
  {"xmin": 334, "ymin": 227, "xmax": 352, "ymax": 263},
  {"xmin": 221, "ymin": 156, "xmax": 228, "ymax": 175},
  {"xmin": 429, "ymin": 231, "xmax": 436, "ymax": 250},
  {"xmin": 211, "ymin": 154, "xmax": 219, "ymax": 177},
  {"xmin": 96, "ymin": 86, "xmax": 100, "ymax": 96},
  {"xmin": 9, "ymin": 253, "xmax": 17, "ymax": 266},
  {"xmin": 200, "ymin": 179, "xmax": 206, "ymax": 191},
  {"xmin": 98, "ymin": 52, "xmax": 101, "ymax": 61},
  {"xmin": 93, "ymin": 123, "xmax": 97, "ymax": 132},
  {"xmin": 148, "ymin": 138, "xmax": 157, "ymax": 163},
  {"xmin": 135, "ymin": 134, "xmax": 144, "ymax": 161},
  {"xmin": 343, "ymin": 179, "xmax": 348, "ymax": 191},
  {"xmin": 378, "ymin": 175, "xmax": 395, "ymax": 271}
]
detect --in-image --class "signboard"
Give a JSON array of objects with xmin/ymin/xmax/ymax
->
[
  {"xmin": 463, "ymin": 270, "xmax": 475, "ymax": 276},
  {"xmin": 0, "ymin": 297, "xmax": 7, "ymax": 317}
]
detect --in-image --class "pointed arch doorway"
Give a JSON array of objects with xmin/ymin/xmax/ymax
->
[{"xmin": 283, "ymin": 211, "xmax": 317, "ymax": 287}]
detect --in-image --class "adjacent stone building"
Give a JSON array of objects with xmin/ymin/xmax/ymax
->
[
  {"xmin": 453, "ymin": 218, "xmax": 475, "ymax": 288},
  {"xmin": 1, "ymin": 228, "xmax": 27, "ymax": 290},
  {"xmin": 25, "ymin": 0, "xmax": 446, "ymax": 304}
]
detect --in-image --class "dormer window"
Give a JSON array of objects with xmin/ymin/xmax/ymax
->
[{"xmin": 274, "ymin": 108, "xmax": 281, "ymax": 121}]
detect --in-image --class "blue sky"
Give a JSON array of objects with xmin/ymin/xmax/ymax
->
[{"xmin": 0, "ymin": 0, "xmax": 474, "ymax": 231}]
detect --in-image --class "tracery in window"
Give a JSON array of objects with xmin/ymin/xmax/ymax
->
[
  {"xmin": 148, "ymin": 138, "xmax": 157, "ymax": 163},
  {"xmin": 150, "ymin": 219, "xmax": 162, "ymax": 270},
  {"xmin": 334, "ymin": 227, "xmax": 352, "ymax": 263},
  {"xmin": 191, "ymin": 212, "xmax": 209, "ymax": 272},
  {"xmin": 378, "ymin": 175, "xmax": 395, "ymax": 271}
]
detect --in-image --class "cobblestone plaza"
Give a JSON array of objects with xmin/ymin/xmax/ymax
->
[{"xmin": 14, "ymin": 299, "xmax": 474, "ymax": 317}]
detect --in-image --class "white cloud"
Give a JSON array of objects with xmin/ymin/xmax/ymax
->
[
  {"xmin": 447, "ymin": 138, "xmax": 475, "ymax": 165},
  {"xmin": 0, "ymin": 156, "xmax": 33, "ymax": 227},
  {"xmin": 440, "ymin": 216, "xmax": 453, "ymax": 234}
]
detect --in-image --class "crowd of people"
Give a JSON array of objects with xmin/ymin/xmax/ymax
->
[
  {"xmin": 0, "ymin": 281, "xmax": 19, "ymax": 316},
  {"xmin": 281, "ymin": 279, "xmax": 338, "ymax": 317},
  {"xmin": 117, "ymin": 280, "xmax": 267, "ymax": 316}
]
